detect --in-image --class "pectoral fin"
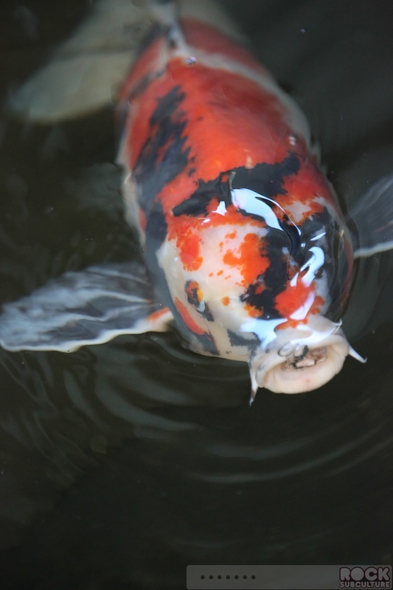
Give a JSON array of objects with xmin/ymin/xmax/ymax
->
[
  {"xmin": 0, "ymin": 262, "xmax": 173, "ymax": 352},
  {"xmin": 348, "ymin": 173, "xmax": 393, "ymax": 258}
]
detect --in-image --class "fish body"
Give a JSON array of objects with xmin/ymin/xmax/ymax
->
[
  {"xmin": 116, "ymin": 9, "xmax": 361, "ymax": 395},
  {"xmin": 1, "ymin": 0, "xmax": 393, "ymax": 400}
]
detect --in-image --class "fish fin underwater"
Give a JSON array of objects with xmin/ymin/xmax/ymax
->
[
  {"xmin": 0, "ymin": 262, "xmax": 173, "ymax": 352},
  {"xmin": 8, "ymin": 0, "xmax": 241, "ymax": 123},
  {"xmin": 348, "ymin": 173, "xmax": 393, "ymax": 259},
  {"xmin": 2, "ymin": 0, "xmax": 393, "ymax": 398}
]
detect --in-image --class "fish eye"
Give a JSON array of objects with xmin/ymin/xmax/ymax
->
[{"xmin": 334, "ymin": 229, "xmax": 345, "ymax": 260}]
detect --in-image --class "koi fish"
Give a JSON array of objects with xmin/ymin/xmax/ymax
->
[{"xmin": 1, "ymin": 0, "xmax": 393, "ymax": 401}]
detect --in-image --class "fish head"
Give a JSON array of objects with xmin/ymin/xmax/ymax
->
[{"xmin": 161, "ymin": 157, "xmax": 365, "ymax": 395}]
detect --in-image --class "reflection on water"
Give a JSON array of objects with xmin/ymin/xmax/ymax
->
[{"xmin": 1, "ymin": 1, "xmax": 393, "ymax": 589}]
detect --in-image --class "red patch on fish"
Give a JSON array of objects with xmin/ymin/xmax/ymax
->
[
  {"xmin": 274, "ymin": 281, "xmax": 312, "ymax": 318},
  {"xmin": 223, "ymin": 233, "xmax": 269, "ymax": 286},
  {"xmin": 174, "ymin": 298, "xmax": 205, "ymax": 335}
]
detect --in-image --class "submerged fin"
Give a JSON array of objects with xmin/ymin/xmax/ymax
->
[
  {"xmin": 10, "ymin": 0, "xmax": 241, "ymax": 124},
  {"xmin": 348, "ymin": 173, "xmax": 393, "ymax": 258},
  {"xmin": 0, "ymin": 262, "xmax": 173, "ymax": 352},
  {"xmin": 10, "ymin": 0, "xmax": 153, "ymax": 122}
]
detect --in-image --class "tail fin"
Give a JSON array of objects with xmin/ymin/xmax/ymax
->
[
  {"xmin": 149, "ymin": 0, "xmax": 179, "ymax": 25},
  {"xmin": 10, "ymin": 0, "xmax": 152, "ymax": 123},
  {"xmin": 10, "ymin": 0, "xmax": 242, "ymax": 124}
]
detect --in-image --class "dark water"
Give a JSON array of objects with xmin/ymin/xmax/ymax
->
[{"xmin": 1, "ymin": 1, "xmax": 393, "ymax": 589}]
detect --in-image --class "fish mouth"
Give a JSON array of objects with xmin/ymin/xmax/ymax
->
[
  {"xmin": 280, "ymin": 344, "xmax": 328, "ymax": 370},
  {"xmin": 249, "ymin": 316, "xmax": 365, "ymax": 398}
]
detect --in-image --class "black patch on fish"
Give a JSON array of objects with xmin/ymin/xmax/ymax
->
[
  {"xmin": 251, "ymin": 202, "xmax": 345, "ymax": 321},
  {"xmin": 173, "ymin": 170, "xmax": 232, "ymax": 217},
  {"xmin": 146, "ymin": 202, "xmax": 168, "ymax": 248},
  {"xmin": 151, "ymin": 85, "xmax": 182, "ymax": 125},
  {"xmin": 241, "ymin": 202, "xmax": 349, "ymax": 322},
  {"xmin": 241, "ymin": 281, "xmax": 282, "ymax": 320},
  {"xmin": 185, "ymin": 281, "xmax": 200, "ymax": 306},
  {"xmin": 172, "ymin": 152, "xmax": 300, "ymax": 218},
  {"xmin": 239, "ymin": 223, "xmax": 294, "ymax": 320},
  {"xmin": 128, "ymin": 74, "xmax": 155, "ymax": 100},
  {"xmin": 232, "ymin": 152, "xmax": 300, "ymax": 196},
  {"xmin": 279, "ymin": 215, "xmax": 302, "ymax": 257},
  {"xmin": 134, "ymin": 23, "xmax": 169, "ymax": 60},
  {"xmin": 227, "ymin": 330, "xmax": 256, "ymax": 349},
  {"xmin": 194, "ymin": 332, "xmax": 220, "ymax": 356},
  {"xmin": 144, "ymin": 201, "xmax": 173, "ymax": 307},
  {"xmin": 172, "ymin": 311, "xmax": 219, "ymax": 355},
  {"xmin": 195, "ymin": 332, "xmax": 219, "ymax": 355},
  {"xmin": 184, "ymin": 281, "xmax": 214, "ymax": 321},
  {"xmin": 117, "ymin": 74, "xmax": 157, "ymax": 137},
  {"xmin": 133, "ymin": 85, "xmax": 191, "ymax": 215},
  {"xmin": 246, "ymin": 192, "xmax": 302, "ymax": 257},
  {"xmin": 301, "ymin": 206, "xmax": 350, "ymax": 321},
  {"xmin": 199, "ymin": 304, "xmax": 214, "ymax": 322}
]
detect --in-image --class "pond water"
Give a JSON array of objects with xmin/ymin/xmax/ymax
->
[{"xmin": 1, "ymin": 1, "xmax": 393, "ymax": 589}]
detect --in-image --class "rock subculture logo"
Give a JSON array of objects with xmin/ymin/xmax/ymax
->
[{"xmin": 339, "ymin": 567, "xmax": 391, "ymax": 588}]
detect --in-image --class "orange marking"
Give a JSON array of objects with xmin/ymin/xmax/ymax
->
[
  {"xmin": 176, "ymin": 229, "xmax": 203, "ymax": 271},
  {"xmin": 311, "ymin": 295, "xmax": 325, "ymax": 314},
  {"xmin": 222, "ymin": 233, "xmax": 269, "ymax": 286},
  {"xmin": 245, "ymin": 302, "xmax": 263, "ymax": 318},
  {"xmin": 217, "ymin": 270, "xmax": 223, "ymax": 276},
  {"xmin": 274, "ymin": 281, "xmax": 312, "ymax": 318},
  {"xmin": 225, "ymin": 231, "xmax": 237, "ymax": 239},
  {"xmin": 276, "ymin": 294, "xmax": 325, "ymax": 329},
  {"xmin": 148, "ymin": 308, "xmax": 171, "ymax": 322},
  {"xmin": 276, "ymin": 160, "xmax": 329, "ymax": 223},
  {"xmin": 185, "ymin": 281, "xmax": 203, "ymax": 305},
  {"xmin": 223, "ymin": 251, "xmax": 239, "ymax": 266},
  {"xmin": 222, "ymin": 296, "xmax": 230, "ymax": 306},
  {"xmin": 174, "ymin": 298, "xmax": 205, "ymax": 335}
]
